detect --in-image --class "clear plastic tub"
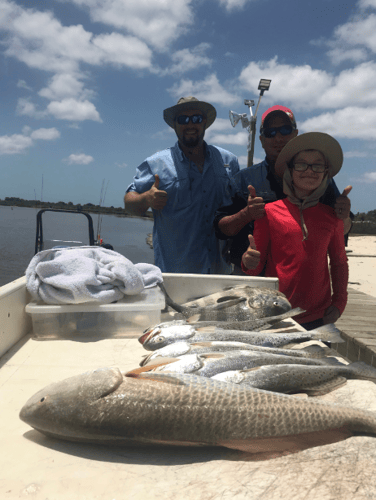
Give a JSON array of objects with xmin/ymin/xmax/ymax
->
[{"xmin": 25, "ymin": 286, "xmax": 165, "ymax": 340}]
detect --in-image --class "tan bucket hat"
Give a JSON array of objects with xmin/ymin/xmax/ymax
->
[
  {"xmin": 275, "ymin": 132, "xmax": 343, "ymax": 178},
  {"xmin": 163, "ymin": 96, "xmax": 217, "ymax": 129}
]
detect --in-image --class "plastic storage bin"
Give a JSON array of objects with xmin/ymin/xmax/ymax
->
[{"xmin": 25, "ymin": 286, "xmax": 165, "ymax": 340}]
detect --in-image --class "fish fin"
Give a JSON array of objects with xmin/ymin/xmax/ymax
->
[
  {"xmin": 139, "ymin": 354, "xmax": 152, "ymax": 367},
  {"xmin": 300, "ymin": 344, "xmax": 338, "ymax": 358},
  {"xmin": 320, "ymin": 357, "xmax": 347, "ymax": 366},
  {"xmin": 300, "ymin": 376, "xmax": 347, "ymax": 396},
  {"xmin": 126, "ymin": 372, "xmax": 186, "ymax": 386},
  {"xmin": 195, "ymin": 326, "xmax": 217, "ymax": 333},
  {"xmin": 191, "ymin": 342, "xmax": 216, "ymax": 347},
  {"xmin": 217, "ymin": 426, "xmax": 353, "ymax": 457},
  {"xmin": 239, "ymin": 367, "xmax": 262, "ymax": 373},
  {"xmin": 187, "ymin": 314, "xmax": 201, "ymax": 323},
  {"xmin": 126, "ymin": 358, "xmax": 178, "ymax": 374},
  {"xmin": 299, "ymin": 344, "xmax": 329, "ymax": 357},
  {"xmin": 200, "ymin": 353, "xmax": 226, "ymax": 359}
]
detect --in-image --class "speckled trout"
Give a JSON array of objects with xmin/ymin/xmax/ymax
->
[
  {"xmin": 212, "ymin": 362, "xmax": 376, "ymax": 396},
  {"xmin": 139, "ymin": 322, "xmax": 343, "ymax": 351},
  {"xmin": 19, "ymin": 368, "xmax": 376, "ymax": 458},
  {"xmin": 140, "ymin": 341, "xmax": 332, "ymax": 367}
]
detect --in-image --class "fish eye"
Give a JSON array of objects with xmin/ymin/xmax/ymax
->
[
  {"xmin": 39, "ymin": 396, "xmax": 47, "ymax": 403},
  {"xmin": 156, "ymin": 336, "xmax": 165, "ymax": 342}
]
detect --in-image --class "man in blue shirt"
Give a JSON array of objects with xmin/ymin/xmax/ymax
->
[
  {"xmin": 124, "ymin": 97, "xmax": 240, "ymax": 274},
  {"xmin": 214, "ymin": 105, "xmax": 352, "ymax": 274}
]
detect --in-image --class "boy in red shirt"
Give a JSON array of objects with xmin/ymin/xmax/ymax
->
[{"xmin": 241, "ymin": 132, "xmax": 348, "ymax": 330}]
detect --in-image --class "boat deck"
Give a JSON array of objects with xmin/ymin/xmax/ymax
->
[
  {"xmin": 333, "ymin": 287, "xmax": 376, "ymax": 367},
  {"xmin": 2, "ymin": 277, "xmax": 376, "ymax": 499}
]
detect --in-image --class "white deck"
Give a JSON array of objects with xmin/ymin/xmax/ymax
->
[{"xmin": 1, "ymin": 276, "xmax": 376, "ymax": 499}]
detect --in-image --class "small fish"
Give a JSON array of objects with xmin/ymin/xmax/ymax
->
[
  {"xmin": 171, "ymin": 285, "xmax": 292, "ymax": 321},
  {"xmin": 140, "ymin": 341, "xmax": 332, "ymax": 367},
  {"xmin": 212, "ymin": 362, "xmax": 376, "ymax": 395},
  {"xmin": 131, "ymin": 350, "xmax": 344, "ymax": 379},
  {"xmin": 20, "ymin": 368, "xmax": 376, "ymax": 458},
  {"xmin": 139, "ymin": 322, "xmax": 343, "ymax": 351}
]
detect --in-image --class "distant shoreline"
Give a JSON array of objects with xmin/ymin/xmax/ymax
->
[{"xmin": 0, "ymin": 199, "xmax": 153, "ymax": 221}]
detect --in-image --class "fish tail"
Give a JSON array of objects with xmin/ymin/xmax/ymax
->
[
  {"xmin": 345, "ymin": 361, "xmax": 376, "ymax": 382},
  {"xmin": 309, "ymin": 323, "xmax": 344, "ymax": 343}
]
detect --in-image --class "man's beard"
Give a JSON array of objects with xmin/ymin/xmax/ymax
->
[
  {"xmin": 178, "ymin": 130, "xmax": 205, "ymax": 148},
  {"xmin": 181, "ymin": 136, "xmax": 200, "ymax": 147}
]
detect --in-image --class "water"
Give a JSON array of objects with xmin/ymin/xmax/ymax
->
[{"xmin": 0, "ymin": 206, "xmax": 154, "ymax": 287}]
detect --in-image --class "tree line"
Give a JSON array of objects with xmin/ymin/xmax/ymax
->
[{"xmin": 0, "ymin": 197, "xmax": 153, "ymax": 219}]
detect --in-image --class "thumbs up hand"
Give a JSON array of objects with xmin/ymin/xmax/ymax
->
[
  {"xmin": 244, "ymin": 185, "xmax": 265, "ymax": 222},
  {"xmin": 242, "ymin": 234, "xmax": 261, "ymax": 270},
  {"xmin": 335, "ymin": 185, "xmax": 352, "ymax": 220},
  {"xmin": 148, "ymin": 174, "xmax": 168, "ymax": 210}
]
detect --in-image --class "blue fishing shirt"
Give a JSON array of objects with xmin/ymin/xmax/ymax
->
[{"xmin": 126, "ymin": 141, "xmax": 240, "ymax": 274}]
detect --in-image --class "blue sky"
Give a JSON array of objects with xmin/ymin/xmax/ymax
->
[{"xmin": 1, "ymin": 0, "xmax": 376, "ymax": 213}]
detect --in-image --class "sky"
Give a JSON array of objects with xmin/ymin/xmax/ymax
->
[{"xmin": 1, "ymin": 0, "xmax": 376, "ymax": 214}]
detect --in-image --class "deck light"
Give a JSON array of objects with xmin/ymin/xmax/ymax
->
[{"xmin": 229, "ymin": 78, "xmax": 272, "ymax": 167}]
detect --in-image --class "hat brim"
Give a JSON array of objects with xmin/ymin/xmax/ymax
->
[
  {"xmin": 275, "ymin": 132, "xmax": 343, "ymax": 178},
  {"xmin": 163, "ymin": 100, "xmax": 217, "ymax": 129}
]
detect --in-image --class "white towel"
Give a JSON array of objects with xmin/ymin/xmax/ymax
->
[{"xmin": 26, "ymin": 246, "xmax": 163, "ymax": 305}]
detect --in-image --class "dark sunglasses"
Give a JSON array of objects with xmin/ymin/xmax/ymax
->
[
  {"xmin": 293, "ymin": 162, "xmax": 327, "ymax": 173},
  {"xmin": 176, "ymin": 114, "xmax": 204, "ymax": 125},
  {"xmin": 261, "ymin": 125, "xmax": 295, "ymax": 138}
]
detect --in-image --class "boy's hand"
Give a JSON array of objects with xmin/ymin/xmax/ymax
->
[{"xmin": 242, "ymin": 234, "xmax": 260, "ymax": 270}]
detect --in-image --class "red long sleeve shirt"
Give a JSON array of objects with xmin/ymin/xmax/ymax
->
[{"xmin": 242, "ymin": 199, "xmax": 348, "ymax": 324}]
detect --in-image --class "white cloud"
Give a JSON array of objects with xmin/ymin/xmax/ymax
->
[
  {"xmin": 0, "ymin": 126, "xmax": 59, "ymax": 155},
  {"xmin": 238, "ymin": 57, "xmax": 332, "ymax": 111},
  {"xmin": 344, "ymin": 150, "xmax": 370, "ymax": 158},
  {"xmin": 238, "ymin": 57, "xmax": 376, "ymax": 112},
  {"xmin": 209, "ymin": 131, "xmax": 248, "ymax": 146},
  {"xmin": 30, "ymin": 128, "xmax": 60, "ymax": 140},
  {"xmin": 60, "ymin": 0, "xmax": 194, "ymax": 50},
  {"xmin": 16, "ymin": 98, "xmax": 46, "ymax": 118},
  {"xmin": 0, "ymin": 134, "xmax": 33, "ymax": 155},
  {"xmin": 168, "ymin": 74, "xmax": 238, "ymax": 106},
  {"xmin": 357, "ymin": 171, "xmax": 376, "ymax": 182},
  {"xmin": 65, "ymin": 153, "xmax": 94, "ymax": 165},
  {"xmin": 299, "ymin": 106, "xmax": 376, "ymax": 140},
  {"xmin": 92, "ymin": 32, "xmax": 152, "ymax": 69},
  {"xmin": 17, "ymin": 79, "xmax": 32, "ymax": 90},
  {"xmin": 47, "ymin": 99, "xmax": 102, "ymax": 122},
  {"xmin": 1, "ymin": 0, "xmax": 154, "ymax": 124},
  {"xmin": 218, "ymin": 0, "xmax": 249, "ymax": 11},
  {"xmin": 39, "ymin": 74, "xmax": 92, "ymax": 101},
  {"xmin": 326, "ymin": 47, "xmax": 368, "ymax": 65},
  {"xmin": 160, "ymin": 43, "xmax": 212, "ymax": 75}
]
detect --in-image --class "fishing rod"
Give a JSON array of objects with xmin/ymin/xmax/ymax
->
[
  {"xmin": 229, "ymin": 78, "xmax": 271, "ymax": 167},
  {"xmin": 96, "ymin": 179, "xmax": 110, "ymax": 245}
]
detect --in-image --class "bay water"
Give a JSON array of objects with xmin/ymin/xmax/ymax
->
[{"xmin": 0, "ymin": 206, "xmax": 154, "ymax": 287}]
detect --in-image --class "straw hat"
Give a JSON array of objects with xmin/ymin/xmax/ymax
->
[
  {"xmin": 163, "ymin": 97, "xmax": 217, "ymax": 129},
  {"xmin": 275, "ymin": 132, "xmax": 343, "ymax": 178}
]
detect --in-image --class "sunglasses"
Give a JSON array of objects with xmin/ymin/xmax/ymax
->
[
  {"xmin": 176, "ymin": 114, "xmax": 204, "ymax": 125},
  {"xmin": 293, "ymin": 162, "xmax": 327, "ymax": 173},
  {"xmin": 261, "ymin": 125, "xmax": 295, "ymax": 138}
]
